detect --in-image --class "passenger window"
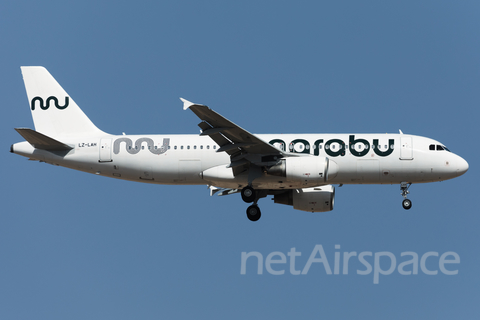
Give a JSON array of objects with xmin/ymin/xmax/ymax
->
[
  {"xmin": 213, "ymin": 145, "xmax": 216, "ymax": 150},
  {"xmin": 429, "ymin": 144, "xmax": 435, "ymax": 150},
  {"xmin": 174, "ymin": 146, "xmax": 177, "ymax": 150},
  {"xmin": 200, "ymin": 145, "xmax": 203, "ymax": 149},
  {"xmin": 207, "ymin": 145, "xmax": 210, "ymax": 149},
  {"xmin": 194, "ymin": 146, "xmax": 197, "ymax": 149},
  {"xmin": 187, "ymin": 146, "xmax": 190, "ymax": 150},
  {"xmin": 181, "ymin": 146, "xmax": 184, "ymax": 150}
]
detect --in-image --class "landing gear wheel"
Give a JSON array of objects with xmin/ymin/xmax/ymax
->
[
  {"xmin": 241, "ymin": 186, "xmax": 256, "ymax": 203},
  {"xmin": 246, "ymin": 205, "xmax": 261, "ymax": 221},
  {"xmin": 402, "ymin": 199, "xmax": 412, "ymax": 210}
]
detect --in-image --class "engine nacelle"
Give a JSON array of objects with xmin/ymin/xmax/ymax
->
[
  {"xmin": 266, "ymin": 156, "xmax": 338, "ymax": 185},
  {"xmin": 274, "ymin": 185, "xmax": 335, "ymax": 212}
]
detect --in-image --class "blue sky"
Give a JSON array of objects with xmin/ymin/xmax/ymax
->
[{"xmin": 1, "ymin": 1, "xmax": 479, "ymax": 319}]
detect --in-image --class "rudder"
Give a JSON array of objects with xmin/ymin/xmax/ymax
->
[{"xmin": 21, "ymin": 66, "xmax": 105, "ymax": 138}]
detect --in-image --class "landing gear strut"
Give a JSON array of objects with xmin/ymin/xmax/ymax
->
[
  {"xmin": 400, "ymin": 182, "xmax": 412, "ymax": 210},
  {"xmin": 241, "ymin": 186, "xmax": 264, "ymax": 221}
]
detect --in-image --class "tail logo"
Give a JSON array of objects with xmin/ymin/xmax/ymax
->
[{"xmin": 31, "ymin": 96, "xmax": 69, "ymax": 110}]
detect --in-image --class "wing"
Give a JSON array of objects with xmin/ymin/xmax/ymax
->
[{"xmin": 181, "ymin": 98, "xmax": 286, "ymax": 175}]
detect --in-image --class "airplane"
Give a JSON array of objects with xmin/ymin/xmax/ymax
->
[{"xmin": 11, "ymin": 67, "xmax": 469, "ymax": 221}]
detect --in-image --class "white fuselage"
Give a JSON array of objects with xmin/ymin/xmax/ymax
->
[{"xmin": 12, "ymin": 132, "xmax": 469, "ymax": 189}]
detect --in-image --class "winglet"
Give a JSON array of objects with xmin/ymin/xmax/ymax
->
[{"xmin": 180, "ymin": 98, "xmax": 195, "ymax": 110}]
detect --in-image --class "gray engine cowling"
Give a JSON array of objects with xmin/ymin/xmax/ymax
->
[
  {"xmin": 274, "ymin": 185, "xmax": 335, "ymax": 212},
  {"xmin": 265, "ymin": 156, "xmax": 338, "ymax": 185}
]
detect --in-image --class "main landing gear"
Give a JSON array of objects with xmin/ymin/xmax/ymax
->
[
  {"xmin": 241, "ymin": 186, "xmax": 256, "ymax": 203},
  {"xmin": 400, "ymin": 182, "xmax": 412, "ymax": 210},
  {"xmin": 246, "ymin": 204, "xmax": 261, "ymax": 222},
  {"xmin": 241, "ymin": 186, "xmax": 262, "ymax": 221}
]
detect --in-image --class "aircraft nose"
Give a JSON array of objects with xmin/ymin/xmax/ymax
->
[{"xmin": 455, "ymin": 156, "xmax": 469, "ymax": 177}]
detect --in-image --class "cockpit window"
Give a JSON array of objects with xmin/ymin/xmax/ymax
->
[{"xmin": 429, "ymin": 144, "xmax": 451, "ymax": 152}]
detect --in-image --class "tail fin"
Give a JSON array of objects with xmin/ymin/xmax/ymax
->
[{"xmin": 21, "ymin": 66, "xmax": 105, "ymax": 138}]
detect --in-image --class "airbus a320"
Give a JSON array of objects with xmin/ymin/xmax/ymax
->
[{"xmin": 11, "ymin": 67, "xmax": 469, "ymax": 221}]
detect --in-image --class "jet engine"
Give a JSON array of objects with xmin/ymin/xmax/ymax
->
[
  {"xmin": 274, "ymin": 185, "xmax": 335, "ymax": 212},
  {"xmin": 265, "ymin": 156, "xmax": 338, "ymax": 184}
]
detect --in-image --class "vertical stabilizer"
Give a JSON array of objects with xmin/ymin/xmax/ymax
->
[{"xmin": 21, "ymin": 66, "xmax": 106, "ymax": 138}]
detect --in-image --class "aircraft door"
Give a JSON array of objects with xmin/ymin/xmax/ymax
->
[
  {"xmin": 400, "ymin": 137, "xmax": 413, "ymax": 160},
  {"xmin": 99, "ymin": 138, "xmax": 112, "ymax": 162}
]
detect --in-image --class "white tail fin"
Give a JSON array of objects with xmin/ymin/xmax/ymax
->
[{"xmin": 21, "ymin": 66, "xmax": 105, "ymax": 138}]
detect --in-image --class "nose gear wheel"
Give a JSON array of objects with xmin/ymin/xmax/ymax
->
[{"xmin": 400, "ymin": 182, "xmax": 412, "ymax": 210}]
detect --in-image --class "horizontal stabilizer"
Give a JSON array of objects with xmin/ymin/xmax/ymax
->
[{"xmin": 15, "ymin": 128, "xmax": 73, "ymax": 151}]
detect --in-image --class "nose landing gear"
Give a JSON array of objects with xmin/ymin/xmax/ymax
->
[{"xmin": 400, "ymin": 182, "xmax": 412, "ymax": 210}]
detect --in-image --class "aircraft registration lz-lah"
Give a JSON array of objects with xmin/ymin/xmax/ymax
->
[{"xmin": 11, "ymin": 67, "xmax": 469, "ymax": 221}]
